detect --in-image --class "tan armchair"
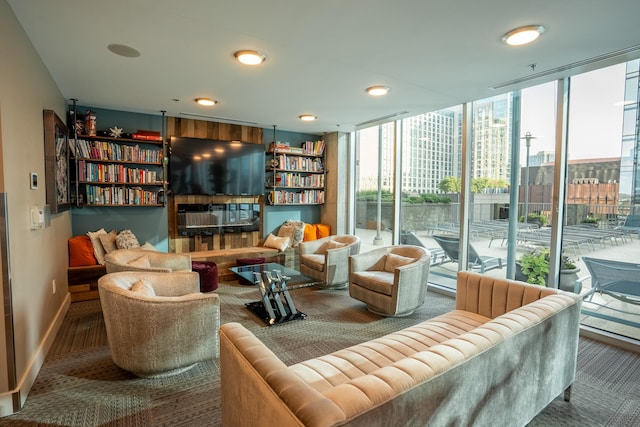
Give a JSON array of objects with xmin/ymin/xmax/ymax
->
[
  {"xmin": 98, "ymin": 271, "xmax": 220, "ymax": 378},
  {"xmin": 104, "ymin": 249, "xmax": 191, "ymax": 273},
  {"xmin": 299, "ymin": 235, "xmax": 361, "ymax": 288},
  {"xmin": 349, "ymin": 245, "xmax": 431, "ymax": 316}
]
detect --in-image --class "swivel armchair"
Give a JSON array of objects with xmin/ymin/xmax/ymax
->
[
  {"xmin": 349, "ymin": 245, "xmax": 431, "ymax": 316},
  {"xmin": 299, "ymin": 235, "xmax": 361, "ymax": 288}
]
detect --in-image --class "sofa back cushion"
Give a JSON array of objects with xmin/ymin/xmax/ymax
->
[{"xmin": 456, "ymin": 271, "xmax": 558, "ymax": 319}]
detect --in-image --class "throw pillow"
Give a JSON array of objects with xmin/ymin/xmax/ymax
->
[
  {"xmin": 116, "ymin": 229, "xmax": 140, "ymax": 249},
  {"xmin": 86, "ymin": 228, "xmax": 107, "ymax": 265},
  {"xmin": 128, "ymin": 255, "xmax": 151, "ymax": 269},
  {"xmin": 303, "ymin": 223, "xmax": 318, "ymax": 242},
  {"xmin": 98, "ymin": 230, "xmax": 118, "ymax": 253},
  {"xmin": 138, "ymin": 242, "xmax": 158, "ymax": 251},
  {"xmin": 384, "ymin": 253, "xmax": 417, "ymax": 273},
  {"xmin": 323, "ymin": 239, "xmax": 346, "ymax": 254},
  {"xmin": 315, "ymin": 223, "xmax": 331, "ymax": 239},
  {"xmin": 130, "ymin": 278, "xmax": 156, "ymax": 297},
  {"xmin": 277, "ymin": 220, "xmax": 305, "ymax": 248},
  {"xmin": 68, "ymin": 236, "xmax": 98, "ymax": 267},
  {"xmin": 264, "ymin": 233, "xmax": 290, "ymax": 252}
]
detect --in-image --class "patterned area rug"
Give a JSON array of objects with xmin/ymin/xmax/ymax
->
[{"xmin": 1, "ymin": 282, "xmax": 639, "ymax": 426}]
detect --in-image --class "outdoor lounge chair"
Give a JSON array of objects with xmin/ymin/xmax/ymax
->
[
  {"xmin": 582, "ymin": 257, "xmax": 640, "ymax": 304},
  {"xmin": 432, "ymin": 234, "xmax": 504, "ymax": 273},
  {"xmin": 400, "ymin": 230, "xmax": 447, "ymax": 266}
]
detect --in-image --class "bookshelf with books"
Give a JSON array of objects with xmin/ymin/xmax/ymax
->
[
  {"xmin": 70, "ymin": 134, "xmax": 165, "ymax": 207},
  {"xmin": 265, "ymin": 140, "xmax": 326, "ymax": 206}
]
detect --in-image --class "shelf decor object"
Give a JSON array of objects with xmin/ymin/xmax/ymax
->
[{"xmin": 43, "ymin": 109, "xmax": 71, "ymax": 213}]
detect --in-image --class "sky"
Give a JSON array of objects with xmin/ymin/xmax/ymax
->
[{"xmin": 520, "ymin": 63, "xmax": 627, "ymax": 164}]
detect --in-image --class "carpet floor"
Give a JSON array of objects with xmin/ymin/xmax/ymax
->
[{"xmin": 0, "ymin": 282, "xmax": 639, "ymax": 426}]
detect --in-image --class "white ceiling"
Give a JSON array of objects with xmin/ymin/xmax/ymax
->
[{"xmin": 8, "ymin": 0, "xmax": 640, "ymax": 135}]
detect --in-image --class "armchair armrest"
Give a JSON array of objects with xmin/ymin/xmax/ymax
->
[{"xmin": 299, "ymin": 237, "xmax": 329, "ymax": 255}]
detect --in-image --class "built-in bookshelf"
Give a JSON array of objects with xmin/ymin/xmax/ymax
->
[
  {"xmin": 265, "ymin": 140, "xmax": 326, "ymax": 205},
  {"xmin": 70, "ymin": 135, "xmax": 165, "ymax": 207}
]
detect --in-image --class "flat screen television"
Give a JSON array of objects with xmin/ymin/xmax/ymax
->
[{"xmin": 169, "ymin": 136, "xmax": 265, "ymax": 196}]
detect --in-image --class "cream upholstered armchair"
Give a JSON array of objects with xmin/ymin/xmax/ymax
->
[
  {"xmin": 349, "ymin": 245, "xmax": 431, "ymax": 316},
  {"xmin": 104, "ymin": 249, "xmax": 191, "ymax": 273},
  {"xmin": 98, "ymin": 271, "xmax": 220, "ymax": 378},
  {"xmin": 299, "ymin": 235, "xmax": 361, "ymax": 288}
]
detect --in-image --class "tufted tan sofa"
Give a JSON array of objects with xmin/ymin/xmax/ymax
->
[{"xmin": 219, "ymin": 271, "xmax": 582, "ymax": 427}]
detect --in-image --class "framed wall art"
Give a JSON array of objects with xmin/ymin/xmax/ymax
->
[{"xmin": 43, "ymin": 109, "xmax": 70, "ymax": 213}]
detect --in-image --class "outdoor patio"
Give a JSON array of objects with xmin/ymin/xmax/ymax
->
[{"xmin": 356, "ymin": 223, "xmax": 640, "ymax": 341}]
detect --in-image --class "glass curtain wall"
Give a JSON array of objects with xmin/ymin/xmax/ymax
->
[
  {"xmin": 563, "ymin": 62, "xmax": 640, "ymax": 341},
  {"xmin": 351, "ymin": 59, "xmax": 640, "ymax": 343},
  {"xmin": 354, "ymin": 122, "xmax": 396, "ymax": 253}
]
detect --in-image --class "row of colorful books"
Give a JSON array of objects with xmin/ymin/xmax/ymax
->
[
  {"xmin": 74, "ymin": 139, "xmax": 162, "ymax": 163},
  {"xmin": 84, "ymin": 185, "xmax": 161, "ymax": 205},
  {"xmin": 78, "ymin": 161, "xmax": 160, "ymax": 184},
  {"xmin": 268, "ymin": 173, "xmax": 325, "ymax": 188},
  {"xmin": 267, "ymin": 189, "xmax": 325, "ymax": 204}
]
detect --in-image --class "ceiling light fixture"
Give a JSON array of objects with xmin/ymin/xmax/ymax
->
[
  {"xmin": 366, "ymin": 86, "xmax": 390, "ymax": 96},
  {"xmin": 298, "ymin": 114, "xmax": 317, "ymax": 122},
  {"xmin": 234, "ymin": 50, "xmax": 266, "ymax": 65},
  {"xmin": 195, "ymin": 98, "xmax": 217, "ymax": 106},
  {"xmin": 501, "ymin": 25, "xmax": 546, "ymax": 46}
]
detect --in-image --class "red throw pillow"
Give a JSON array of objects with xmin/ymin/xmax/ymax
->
[
  {"xmin": 315, "ymin": 223, "xmax": 331, "ymax": 239},
  {"xmin": 68, "ymin": 235, "xmax": 99, "ymax": 267}
]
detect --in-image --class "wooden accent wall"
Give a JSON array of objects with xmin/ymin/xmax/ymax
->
[{"xmin": 167, "ymin": 117, "xmax": 264, "ymax": 253}]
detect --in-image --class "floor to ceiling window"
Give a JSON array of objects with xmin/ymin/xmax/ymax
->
[
  {"xmin": 354, "ymin": 122, "xmax": 396, "ymax": 252},
  {"xmin": 351, "ymin": 59, "xmax": 640, "ymax": 344}
]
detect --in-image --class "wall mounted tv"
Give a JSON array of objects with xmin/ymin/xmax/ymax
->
[{"xmin": 169, "ymin": 136, "xmax": 265, "ymax": 196}]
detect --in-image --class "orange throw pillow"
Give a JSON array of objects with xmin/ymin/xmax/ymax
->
[
  {"xmin": 303, "ymin": 223, "xmax": 318, "ymax": 241},
  {"xmin": 316, "ymin": 223, "xmax": 331, "ymax": 239},
  {"xmin": 68, "ymin": 235, "xmax": 98, "ymax": 267}
]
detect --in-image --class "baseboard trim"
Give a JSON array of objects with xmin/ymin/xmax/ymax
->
[{"xmin": 0, "ymin": 293, "xmax": 70, "ymax": 417}]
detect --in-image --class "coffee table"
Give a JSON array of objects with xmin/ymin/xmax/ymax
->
[{"xmin": 230, "ymin": 262, "xmax": 321, "ymax": 325}]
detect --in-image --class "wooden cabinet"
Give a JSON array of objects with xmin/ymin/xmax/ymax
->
[
  {"xmin": 70, "ymin": 134, "xmax": 166, "ymax": 207},
  {"xmin": 265, "ymin": 140, "xmax": 326, "ymax": 205}
]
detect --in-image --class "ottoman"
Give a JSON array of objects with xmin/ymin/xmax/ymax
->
[
  {"xmin": 236, "ymin": 257, "xmax": 266, "ymax": 286},
  {"xmin": 191, "ymin": 261, "xmax": 219, "ymax": 292}
]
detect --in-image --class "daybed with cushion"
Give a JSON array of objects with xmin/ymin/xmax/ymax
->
[
  {"xmin": 104, "ymin": 249, "xmax": 192, "ymax": 273},
  {"xmin": 99, "ymin": 271, "xmax": 220, "ymax": 378},
  {"xmin": 220, "ymin": 271, "xmax": 582, "ymax": 427},
  {"xmin": 299, "ymin": 235, "xmax": 361, "ymax": 288}
]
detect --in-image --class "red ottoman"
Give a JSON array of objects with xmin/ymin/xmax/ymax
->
[
  {"xmin": 191, "ymin": 261, "xmax": 218, "ymax": 292},
  {"xmin": 236, "ymin": 257, "xmax": 266, "ymax": 286}
]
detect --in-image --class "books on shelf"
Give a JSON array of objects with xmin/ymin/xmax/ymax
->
[
  {"xmin": 78, "ymin": 161, "xmax": 160, "ymax": 184},
  {"xmin": 269, "ymin": 140, "xmax": 324, "ymax": 156},
  {"xmin": 84, "ymin": 185, "xmax": 161, "ymax": 206},
  {"xmin": 302, "ymin": 140, "xmax": 325, "ymax": 156},
  {"xmin": 74, "ymin": 139, "xmax": 162, "ymax": 163},
  {"xmin": 268, "ymin": 189, "xmax": 325, "ymax": 205}
]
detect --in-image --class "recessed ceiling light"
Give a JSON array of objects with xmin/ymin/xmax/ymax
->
[
  {"xmin": 234, "ymin": 50, "xmax": 266, "ymax": 65},
  {"xmin": 107, "ymin": 43, "xmax": 141, "ymax": 58},
  {"xmin": 298, "ymin": 114, "xmax": 317, "ymax": 121},
  {"xmin": 501, "ymin": 25, "xmax": 546, "ymax": 46},
  {"xmin": 195, "ymin": 98, "xmax": 217, "ymax": 106},
  {"xmin": 366, "ymin": 86, "xmax": 390, "ymax": 96}
]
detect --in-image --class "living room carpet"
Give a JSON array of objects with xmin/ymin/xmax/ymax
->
[{"xmin": 1, "ymin": 282, "xmax": 639, "ymax": 426}]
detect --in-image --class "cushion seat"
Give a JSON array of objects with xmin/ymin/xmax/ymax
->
[
  {"xmin": 299, "ymin": 253, "xmax": 326, "ymax": 272},
  {"xmin": 289, "ymin": 309, "xmax": 492, "ymax": 393},
  {"xmin": 350, "ymin": 271, "xmax": 394, "ymax": 295}
]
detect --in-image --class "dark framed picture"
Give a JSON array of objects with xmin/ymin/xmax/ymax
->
[{"xmin": 43, "ymin": 109, "xmax": 70, "ymax": 213}]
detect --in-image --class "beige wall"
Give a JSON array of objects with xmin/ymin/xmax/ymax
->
[{"xmin": 0, "ymin": 0, "xmax": 72, "ymax": 415}]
